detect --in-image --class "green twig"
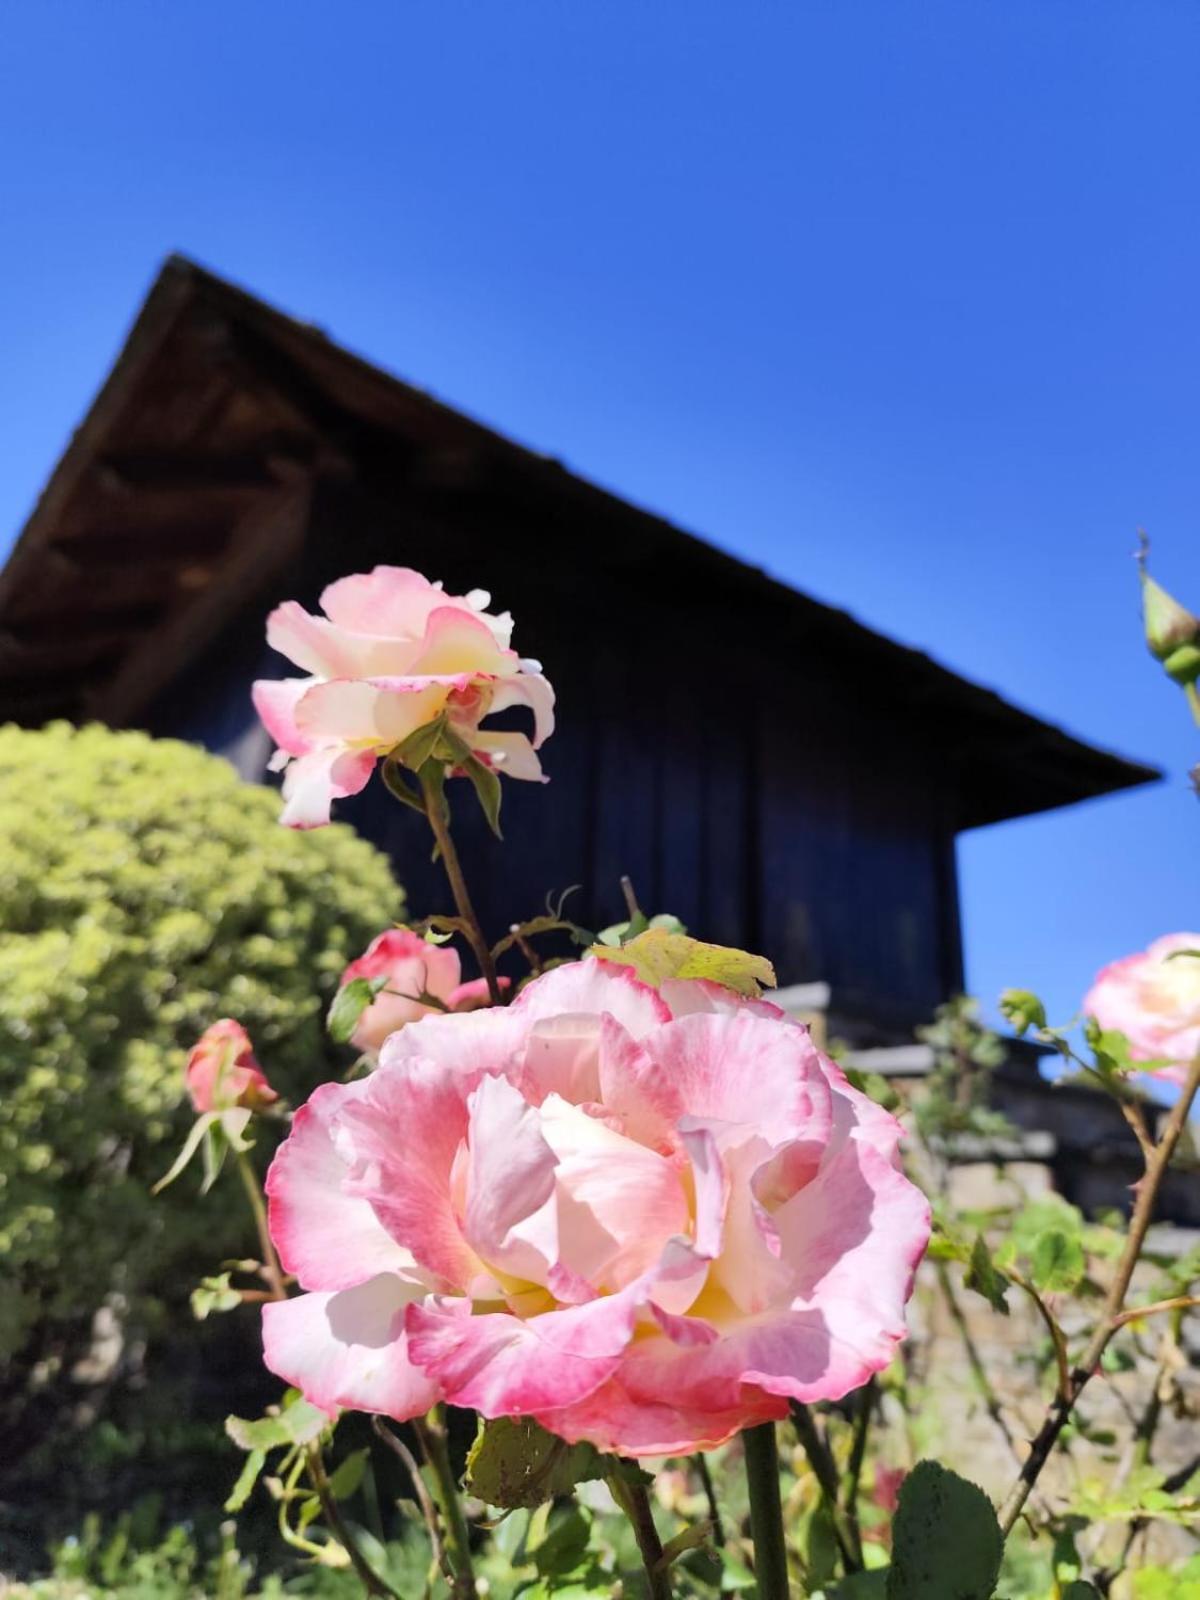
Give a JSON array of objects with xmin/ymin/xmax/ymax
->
[
  {"xmin": 417, "ymin": 764, "xmax": 503, "ymax": 1004},
  {"xmin": 608, "ymin": 1470, "xmax": 673, "ymax": 1600},
  {"xmin": 789, "ymin": 1403, "xmax": 862, "ymax": 1572},
  {"xmin": 413, "ymin": 1408, "xmax": 475, "ymax": 1598}
]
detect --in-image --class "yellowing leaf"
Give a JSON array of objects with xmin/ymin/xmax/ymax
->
[{"xmin": 592, "ymin": 929, "xmax": 776, "ymax": 998}]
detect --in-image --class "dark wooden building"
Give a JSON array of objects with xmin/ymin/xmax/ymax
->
[{"xmin": 0, "ymin": 256, "xmax": 1156, "ymax": 1049}]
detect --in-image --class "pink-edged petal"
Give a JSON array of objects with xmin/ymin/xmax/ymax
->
[
  {"xmin": 341, "ymin": 929, "xmax": 465, "ymax": 1053},
  {"xmin": 319, "ymin": 566, "xmax": 449, "ymax": 637},
  {"xmin": 463, "ymin": 1074, "xmax": 559, "ymax": 1281},
  {"xmin": 648, "ymin": 1304, "xmax": 721, "ymax": 1346},
  {"xmin": 336, "ymin": 1059, "xmax": 482, "ymax": 1288},
  {"xmin": 533, "ymin": 1377, "xmax": 784, "ymax": 1457},
  {"xmin": 660, "ymin": 977, "xmax": 787, "ymax": 1020},
  {"xmin": 266, "ymin": 599, "xmax": 420, "ymax": 678},
  {"xmin": 638, "ymin": 1011, "xmax": 834, "ymax": 1142},
  {"xmin": 409, "ymin": 606, "xmax": 519, "ymax": 677},
  {"xmin": 814, "ymin": 1053, "xmax": 906, "ymax": 1165},
  {"xmin": 262, "ymin": 1275, "xmax": 439, "ymax": 1418},
  {"xmin": 266, "ymin": 1080, "xmax": 419, "ymax": 1292},
  {"xmin": 488, "ymin": 672, "xmax": 556, "ymax": 747},
  {"xmin": 293, "ymin": 678, "xmax": 454, "ymax": 748},
  {"xmin": 512, "ymin": 960, "xmax": 670, "ymax": 1038},
  {"xmin": 278, "ymin": 747, "xmax": 376, "ymax": 828},
  {"xmin": 471, "ymin": 730, "xmax": 546, "ymax": 782},
  {"xmin": 380, "ymin": 1002, "xmax": 529, "ymax": 1084},
  {"xmin": 252, "ymin": 676, "xmax": 319, "ymax": 758},
  {"xmin": 538, "ymin": 1094, "xmax": 689, "ymax": 1292},
  {"xmin": 404, "ymin": 1278, "xmax": 645, "ymax": 1416},
  {"xmin": 595, "ymin": 1015, "xmax": 681, "ymax": 1150}
]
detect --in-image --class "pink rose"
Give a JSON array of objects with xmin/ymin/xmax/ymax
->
[
  {"xmin": 339, "ymin": 929, "xmax": 505, "ymax": 1054},
  {"xmin": 186, "ymin": 1020, "xmax": 278, "ymax": 1113},
  {"xmin": 1084, "ymin": 933, "xmax": 1200, "ymax": 1086},
  {"xmin": 251, "ymin": 567, "xmax": 555, "ymax": 828},
  {"xmin": 261, "ymin": 961, "xmax": 929, "ymax": 1455}
]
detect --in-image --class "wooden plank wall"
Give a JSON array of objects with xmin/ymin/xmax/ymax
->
[{"xmin": 148, "ymin": 468, "xmax": 961, "ymax": 1034}]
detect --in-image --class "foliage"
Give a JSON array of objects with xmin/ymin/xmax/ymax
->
[
  {"xmin": 913, "ymin": 995, "xmax": 1012, "ymax": 1144},
  {"xmin": 0, "ymin": 723, "xmax": 400, "ymax": 1483}
]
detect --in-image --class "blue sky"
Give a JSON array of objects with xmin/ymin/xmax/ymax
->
[{"xmin": 1, "ymin": 1, "xmax": 1198, "ymax": 1050}]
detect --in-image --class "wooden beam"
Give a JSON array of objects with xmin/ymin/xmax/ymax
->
[{"xmin": 87, "ymin": 481, "xmax": 311, "ymax": 727}]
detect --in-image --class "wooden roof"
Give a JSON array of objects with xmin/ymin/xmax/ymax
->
[{"xmin": 0, "ymin": 254, "xmax": 1158, "ymax": 829}]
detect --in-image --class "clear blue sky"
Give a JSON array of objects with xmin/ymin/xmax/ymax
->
[{"xmin": 2, "ymin": 2, "xmax": 1198, "ymax": 1050}]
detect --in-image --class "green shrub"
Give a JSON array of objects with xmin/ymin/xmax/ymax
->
[{"xmin": 0, "ymin": 724, "xmax": 401, "ymax": 1480}]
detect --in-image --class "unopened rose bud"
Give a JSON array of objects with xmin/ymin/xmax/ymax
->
[
  {"xmin": 1142, "ymin": 570, "xmax": 1200, "ymax": 685},
  {"xmin": 185, "ymin": 1020, "xmax": 278, "ymax": 1113}
]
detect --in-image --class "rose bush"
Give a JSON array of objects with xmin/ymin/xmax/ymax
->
[
  {"xmin": 261, "ymin": 959, "xmax": 930, "ymax": 1456},
  {"xmin": 252, "ymin": 566, "xmax": 555, "ymax": 827},
  {"xmin": 338, "ymin": 928, "xmax": 504, "ymax": 1055},
  {"xmin": 1084, "ymin": 932, "xmax": 1200, "ymax": 1085}
]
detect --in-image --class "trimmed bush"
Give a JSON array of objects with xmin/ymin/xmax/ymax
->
[{"xmin": 0, "ymin": 723, "xmax": 401, "ymax": 1456}]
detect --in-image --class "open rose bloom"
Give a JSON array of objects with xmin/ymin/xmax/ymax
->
[
  {"xmin": 263, "ymin": 961, "xmax": 929, "ymax": 1455},
  {"xmin": 1084, "ymin": 933, "xmax": 1200, "ymax": 1087},
  {"xmin": 340, "ymin": 928, "xmax": 507, "ymax": 1054},
  {"xmin": 251, "ymin": 567, "xmax": 555, "ymax": 828}
]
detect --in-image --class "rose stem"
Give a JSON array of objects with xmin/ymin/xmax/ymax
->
[
  {"xmin": 413, "ymin": 1407, "xmax": 475, "ymax": 1597},
  {"xmin": 742, "ymin": 1422, "xmax": 791, "ymax": 1600},
  {"xmin": 417, "ymin": 763, "xmax": 503, "ymax": 1004},
  {"xmin": 235, "ymin": 1150, "xmax": 401, "ymax": 1600},
  {"xmin": 842, "ymin": 1377, "xmax": 876, "ymax": 1556},
  {"xmin": 691, "ymin": 1452, "xmax": 725, "ymax": 1545},
  {"xmin": 997, "ymin": 1049, "xmax": 1200, "ymax": 1537},
  {"xmin": 788, "ymin": 1403, "xmax": 862, "ymax": 1571},
  {"xmin": 607, "ymin": 1470, "xmax": 673, "ymax": 1600}
]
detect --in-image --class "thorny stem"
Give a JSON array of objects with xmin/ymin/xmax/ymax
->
[
  {"xmin": 307, "ymin": 1443, "xmax": 403, "ymax": 1600},
  {"xmin": 997, "ymin": 1050, "xmax": 1200, "ymax": 1537},
  {"xmin": 372, "ymin": 1418, "xmax": 459, "ymax": 1598},
  {"xmin": 236, "ymin": 1150, "xmax": 286, "ymax": 1301},
  {"xmin": 842, "ymin": 1377, "xmax": 876, "ymax": 1553},
  {"xmin": 743, "ymin": 1423, "xmax": 792, "ymax": 1600},
  {"xmin": 691, "ymin": 1452, "xmax": 725, "ymax": 1546},
  {"xmin": 418, "ymin": 764, "xmax": 503, "ymax": 1005},
  {"xmin": 789, "ymin": 1403, "xmax": 863, "ymax": 1572},
  {"xmin": 1009, "ymin": 1271, "xmax": 1073, "ymax": 1404},
  {"xmin": 607, "ymin": 1470, "xmax": 673, "ymax": 1600},
  {"xmin": 235, "ymin": 1151, "xmax": 399, "ymax": 1600},
  {"xmin": 413, "ymin": 1407, "xmax": 475, "ymax": 1598}
]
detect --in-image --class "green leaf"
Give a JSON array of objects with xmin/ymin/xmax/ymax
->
[
  {"xmin": 226, "ymin": 1395, "xmax": 328, "ymax": 1452},
  {"xmin": 999, "ymin": 988, "xmax": 1047, "ymax": 1036},
  {"xmin": 1031, "ymin": 1228, "xmax": 1086, "ymax": 1294},
  {"xmin": 394, "ymin": 714, "xmax": 449, "ymax": 774},
  {"xmin": 593, "ymin": 928, "xmax": 776, "ymax": 997},
  {"xmin": 531, "ymin": 1504, "xmax": 592, "ymax": 1579},
  {"xmin": 327, "ymin": 976, "xmax": 388, "ymax": 1044},
  {"xmin": 327, "ymin": 1448, "xmax": 369, "ymax": 1501},
  {"xmin": 831, "ymin": 1575, "xmax": 889, "ymax": 1599},
  {"xmin": 462, "ymin": 752, "xmax": 503, "ymax": 837},
  {"xmin": 964, "ymin": 1234, "xmax": 1010, "ymax": 1315},
  {"xmin": 190, "ymin": 1271, "xmax": 243, "ymax": 1321},
  {"xmin": 464, "ymin": 1416, "xmax": 608, "ymax": 1509},
  {"xmin": 225, "ymin": 1447, "xmax": 266, "ymax": 1512},
  {"xmin": 886, "ymin": 1460, "xmax": 1002, "ymax": 1600},
  {"xmin": 845, "ymin": 1067, "xmax": 902, "ymax": 1113},
  {"xmin": 1060, "ymin": 1586, "xmax": 1102, "ymax": 1600},
  {"xmin": 151, "ymin": 1110, "xmax": 218, "ymax": 1194},
  {"xmin": 379, "ymin": 754, "xmax": 427, "ymax": 813}
]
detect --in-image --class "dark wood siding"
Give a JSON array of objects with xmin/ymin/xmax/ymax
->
[{"xmin": 147, "ymin": 470, "xmax": 963, "ymax": 1035}]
